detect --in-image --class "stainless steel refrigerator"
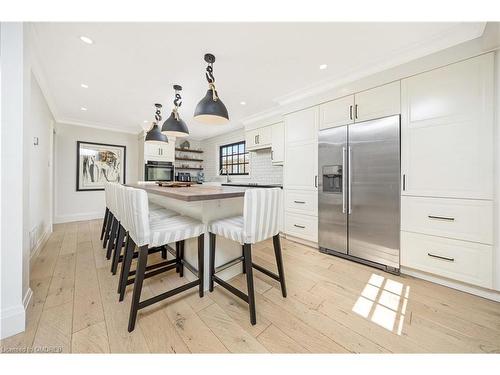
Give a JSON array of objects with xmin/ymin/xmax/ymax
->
[{"xmin": 318, "ymin": 115, "xmax": 400, "ymax": 273}]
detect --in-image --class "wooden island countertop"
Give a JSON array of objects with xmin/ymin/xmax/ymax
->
[{"xmin": 126, "ymin": 182, "xmax": 247, "ymax": 202}]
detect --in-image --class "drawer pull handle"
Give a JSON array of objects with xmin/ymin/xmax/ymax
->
[
  {"xmin": 428, "ymin": 253, "xmax": 455, "ymax": 262},
  {"xmin": 294, "ymin": 200, "xmax": 306, "ymax": 204},
  {"xmin": 428, "ymin": 215, "xmax": 455, "ymax": 221},
  {"xmin": 294, "ymin": 224, "xmax": 306, "ymax": 229}
]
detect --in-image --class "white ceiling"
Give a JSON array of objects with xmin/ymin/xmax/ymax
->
[{"xmin": 31, "ymin": 22, "xmax": 486, "ymax": 140}]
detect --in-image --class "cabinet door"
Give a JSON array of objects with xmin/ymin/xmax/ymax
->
[
  {"xmin": 285, "ymin": 106, "xmax": 319, "ymax": 145},
  {"xmin": 319, "ymin": 95, "xmax": 354, "ymax": 130},
  {"xmin": 401, "ymin": 53, "xmax": 494, "ymax": 199},
  {"xmin": 271, "ymin": 122, "xmax": 284, "ymax": 164},
  {"xmin": 144, "ymin": 143, "xmax": 161, "ymax": 159},
  {"xmin": 257, "ymin": 125, "xmax": 272, "ymax": 146},
  {"xmin": 284, "ymin": 142, "xmax": 318, "ymax": 191},
  {"xmin": 245, "ymin": 129, "xmax": 258, "ymax": 150},
  {"xmin": 354, "ymin": 81, "xmax": 400, "ymax": 122}
]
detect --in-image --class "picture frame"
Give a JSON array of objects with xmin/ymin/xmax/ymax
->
[{"xmin": 76, "ymin": 141, "xmax": 126, "ymax": 191}]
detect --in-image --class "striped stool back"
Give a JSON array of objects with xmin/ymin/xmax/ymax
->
[
  {"xmin": 243, "ymin": 188, "xmax": 281, "ymax": 244},
  {"xmin": 124, "ymin": 187, "xmax": 151, "ymax": 247}
]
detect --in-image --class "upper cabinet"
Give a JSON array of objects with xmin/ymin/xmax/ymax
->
[
  {"xmin": 285, "ymin": 106, "xmax": 319, "ymax": 145},
  {"xmin": 319, "ymin": 81, "xmax": 400, "ymax": 130},
  {"xmin": 271, "ymin": 122, "xmax": 285, "ymax": 165},
  {"xmin": 144, "ymin": 139, "xmax": 175, "ymax": 162},
  {"xmin": 319, "ymin": 95, "xmax": 354, "ymax": 130},
  {"xmin": 401, "ymin": 53, "xmax": 494, "ymax": 200},
  {"xmin": 246, "ymin": 126, "xmax": 272, "ymax": 151},
  {"xmin": 354, "ymin": 81, "xmax": 400, "ymax": 122}
]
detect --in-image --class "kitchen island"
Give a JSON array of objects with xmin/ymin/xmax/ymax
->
[{"xmin": 126, "ymin": 182, "xmax": 248, "ymax": 288}]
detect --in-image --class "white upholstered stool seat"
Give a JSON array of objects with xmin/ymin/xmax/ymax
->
[
  {"xmin": 149, "ymin": 215, "xmax": 205, "ymax": 247},
  {"xmin": 148, "ymin": 207, "xmax": 179, "ymax": 221},
  {"xmin": 209, "ymin": 216, "xmax": 245, "ymax": 244}
]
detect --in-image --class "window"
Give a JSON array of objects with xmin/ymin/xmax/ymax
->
[{"xmin": 219, "ymin": 141, "xmax": 249, "ymax": 175}]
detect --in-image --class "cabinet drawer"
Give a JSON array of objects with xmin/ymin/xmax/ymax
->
[
  {"xmin": 401, "ymin": 231, "xmax": 492, "ymax": 288},
  {"xmin": 284, "ymin": 190, "xmax": 317, "ymax": 216},
  {"xmin": 284, "ymin": 212, "xmax": 318, "ymax": 242},
  {"xmin": 401, "ymin": 196, "xmax": 493, "ymax": 244}
]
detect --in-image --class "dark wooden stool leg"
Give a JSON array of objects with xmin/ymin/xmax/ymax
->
[
  {"xmin": 128, "ymin": 245, "xmax": 148, "ymax": 332},
  {"xmin": 100, "ymin": 207, "xmax": 109, "ymax": 240},
  {"xmin": 161, "ymin": 246, "xmax": 167, "ymax": 259},
  {"xmin": 175, "ymin": 242, "xmax": 180, "ymax": 273},
  {"xmin": 243, "ymin": 243, "xmax": 257, "ymax": 325},
  {"xmin": 106, "ymin": 218, "xmax": 118, "ymax": 259},
  {"xmin": 242, "ymin": 244, "xmax": 246, "ymax": 274},
  {"xmin": 103, "ymin": 212, "xmax": 114, "ymax": 248},
  {"xmin": 179, "ymin": 240, "xmax": 185, "ymax": 277},
  {"xmin": 273, "ymin": 234, "xmax": 287, "ymax": 298},
  {"xmin": 111, "ymin": 225, "xmax": 125, "ymax": 274},
  {"xmin": 198, "ymin": 234, "xmax": 204, "ymax": 297},
  {"xmin": 118, "ymin": 238, "xmax": 135, "ymax": 300},
  {"xmin": 209, "ymin": 233, "xmax": 216, "ymax": 292}
]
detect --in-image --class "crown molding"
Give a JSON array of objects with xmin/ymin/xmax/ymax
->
[{"xmin": 57, "ymin": 117, "xmax": 141, "ymax": 135}]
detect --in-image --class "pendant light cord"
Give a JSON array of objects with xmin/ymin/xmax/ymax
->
[
  {"xmin": 205, "ymin": 63, "xmax": 219, "ymax": 101},
  {"xmin": 172, "ymin": 88, "xmax": 182, "ymax": 121}
]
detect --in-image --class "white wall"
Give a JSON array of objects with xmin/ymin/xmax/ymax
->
[
  {"xmin": 201, "ymin": 128, "xmax": 283, "ymax": 185},
  {"xmin": 53, "ymin": 123, "xmax": 139, "ymax": 223},
  {"xmin": 29, "ymin": 72, "xmax": 54, "ymax": 257}
]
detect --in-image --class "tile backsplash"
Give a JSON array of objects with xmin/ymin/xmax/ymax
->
[{"xmin": 199, "ymin": 128, "xmax": 283, "ymax": 185}]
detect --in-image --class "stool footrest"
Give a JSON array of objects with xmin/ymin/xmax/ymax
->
[
  {"xmin": 252, "ymin": 263, "xmax": 280, "ymax": 282},
  {"xmin": 127, "ymin": 263, "xmax": 177, "ymax": 285},
  {"xmin": 215, "ymin": 256, "xmax": 244, "ymax": 274},
  {"xmin": 138, "ymin": 279, "xmax": 200, "ymax": 310},
  {"xmin": 180, "ymin": 258, "xmax": 198, "ymax": 276},
  {"xmin": 213, "ymin": 275, "xmax": 249, "ymax": 303}
]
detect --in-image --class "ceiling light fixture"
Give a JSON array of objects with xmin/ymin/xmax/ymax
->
[
  {"xmin": 162, "ymin": 85, "xmax": 189, "ymax": 138},
  {"xmin": 193, "ymin": 53, "xmax": 229, "ymax": 125},
  {"xmin": 240, "ymin": 101, "xmax": 246, "ymax": 105},
  {"xmin": 80, "ymin": 36, "xmax": 93, "ymax": 45},
  {"xmin": 319, "ymin": 64, "xmax": 328, "ymax": 70},
  {"xmin": 81, "ymin": 83, "xmax": 89, "ymax": 88},
  {"xmin": 80, "ymin": 107, "xmax": 87, "ymax": 111},
  {"xmin": 145, "ymin": 104, "xmax": 168, "ymax": 144}
]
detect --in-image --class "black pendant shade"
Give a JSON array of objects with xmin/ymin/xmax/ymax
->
[
  {"xmin": 194, "ymin": 89, "xmax": 229, "ymax": 125},
  {"xmin": 145, "ymin": 123, "xmax": 168, "ymax": 144},
  {"xmin": 145, "ymin": 103, "xmax": 168, "ymax": 144},
  {"xmin": 161, "ymin": 84, "xmax": 189, "ymax": 138},
  {"xmin": 162, "ymin": 111, "xmax": 190, "ymax": 138},
  {"xmin": 193, "ymin": 53, "xmax": 229, "ymax": 125}
]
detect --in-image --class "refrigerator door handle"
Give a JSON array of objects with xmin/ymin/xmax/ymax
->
[
  {"xmin": 348, "ymin": 146, "xmax": 352, "ymax": 214},
  {"xmin": 342, "ymin": 146, "xmax": 346, "ymax": 213}
]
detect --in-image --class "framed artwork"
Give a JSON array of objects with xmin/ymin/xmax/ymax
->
[{"xmin": 76, "ymin": 141, "xmax": 126, "ymax": 191}]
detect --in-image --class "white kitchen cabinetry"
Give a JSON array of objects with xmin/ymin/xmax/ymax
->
[
  {"xmin": 246, "ymin": 126, "xmax": 272, "ymax": 151},
  {"xmin": 400, "ymin": 53, "xmax": 495, "ymax": 290},
  {"xmin": 271, "ymin": 122, "xmax": 285, "ymax": 165},
  {"xmin": 401, "ymin": 54, "xmax": 493, "ymax": 200},
  {"xmin": 144, "ymin": 140, "xmax": 175, "ymax": 162},
  {"xmin": 319, "ymin": 82, "xmax": 400, "ymax": 130},
  {"xmin": 319, "ymin": 95, "xmax": 354, "ymax": 130},
  {"xmin": 283, "ymin": 106, "xmax": 319, "ymax": 243}
]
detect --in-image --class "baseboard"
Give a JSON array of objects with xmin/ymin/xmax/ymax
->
[
  {"xmin": 282, "ymin": 233, "xmax": 318, "ymax": 249},
  {"xmin": 54, "ymin": 211, "xmax": 103, "ymax": 224},
  {"xmin": 401, "ymin": 266, "xmax": 500, "ymax": 302},
  {"xmin": 30, "ymin": 227, "xmax": 51, "ymax": 262},
  {"xmin": 23, "ymin": 288, "xmax": 33, "ymax": 310}
]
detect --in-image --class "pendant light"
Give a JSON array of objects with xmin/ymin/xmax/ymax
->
[
  {"xmin": 145, "ymin": 103, "xmax": 168, "ymax": 144},
  {"xmin": 161, "ymin": 85, "xmax": 189, "ymax": 138},
  {"xmin": 193, "ymin": 53, "xmax": 229, "ymax": 125}
]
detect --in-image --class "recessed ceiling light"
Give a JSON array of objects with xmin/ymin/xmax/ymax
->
[
  {"xmin": 80, "ymin": 107, "xmax": 88, "ymax": 111},
  {"xmin": 80, "ymin": 36, "xmax": 93, "ymax": 45},
  {"xmin": 240, "ymin": 101, "xmax": 246, "ymax": 105},
  {"xmin": 319, "ymin": 64, "xmax": 328, "ymax": 70},
  {"xmin": 143, "ymin": 120, "xmax": 148, "ymax": 123},
  {"xmin": 80, "ymin": 83, "xmax": 88, "ymax": 88}
]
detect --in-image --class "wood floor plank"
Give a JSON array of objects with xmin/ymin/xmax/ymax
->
[
  {"xmin": 44, "ymin": 252, "xmax": 76, "ymax": 309},
  {"xmin": 71, "ymin": 321, "xmax": 110, "ymax": 353},
  {"xmin": 32, "ymin": 301, "xmax": 73, "ymax": 353},
  {"xmin": 256, "ymin": 324, "xmax": 309, "ymax": 353}
]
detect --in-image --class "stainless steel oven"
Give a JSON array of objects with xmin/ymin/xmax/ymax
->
[{"xmin": 144, "ymin": 161, "xmax": 174, "ymax": 182}]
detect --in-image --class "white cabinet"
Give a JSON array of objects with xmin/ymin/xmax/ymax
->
[
  {"xmin": 319, "ymin": 95, "xmax": 354, "ymax": 130},
  {"xmin": 271, "ymin": 122, "xmax": 284, "ymax": 165},
  {"xmin": 246, "ymin": 126, "xmax": 272, "ymax": 151},
  {"xmin": 401, "ymin": 54, "xmax": 494, "ymax": 199},
  {"xmin": 354, "ymin": 81, "xmax": 400, "ymax": 122},
  {"xmin": 285, "ymin": 106, "xmax": 318, "ymax": 145},
  {"xmin": 284, "ymin": 212, "xmax": 318, "ymax": 243},
  {"xmin": 284, "ymin": 190, "xmax": 318, "ymax": 216},
  {"xmin": 319, "ymin": 82, "xmax": 400, "ymax": 130},
  {"xmin": 144, "ymin": 140, "xmax": 175, "ymax": 162}
]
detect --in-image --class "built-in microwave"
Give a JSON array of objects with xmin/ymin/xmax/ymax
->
[{"xmin": 144, "ymin": 161, "xmax": 174, "ymax": 182}]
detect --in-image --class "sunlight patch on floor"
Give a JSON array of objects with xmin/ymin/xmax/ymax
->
[{"xmin": 352, "ymin": 273, "xmax": 410, "ymax": 335}]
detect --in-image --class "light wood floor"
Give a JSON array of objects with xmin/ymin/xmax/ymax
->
[{"xmin": 2, "ymin": 219, "xmax": 500, "ymax": 353}]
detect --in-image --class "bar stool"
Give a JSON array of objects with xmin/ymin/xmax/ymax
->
[
  {"xmin": 208, "ymin": 188, "xmax": 286, "ymax": 325},
  {"xmin": 120, "ymin": 186, "xmax": 206, "ymax": 332},
  {"xmin": 102, "ymin": 182, "xmax": 117, "ymax": 250},
  {"xmin": 100, "ymin": 182, "xmax": 112, "ymax": 241}
]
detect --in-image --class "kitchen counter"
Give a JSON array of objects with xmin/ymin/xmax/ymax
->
[
  {"xmin": 221, "ymin": 183, "xmax": 282, "ymax": 188},
  {"xmin": 126, "ymin": 182, "xmax": 246, "ymax": 202}
]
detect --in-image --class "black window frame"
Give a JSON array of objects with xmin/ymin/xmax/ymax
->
[{"xmin": 219, "ymin": 141, "xmax": 249, "ymax": 176}]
